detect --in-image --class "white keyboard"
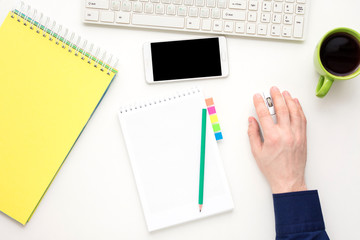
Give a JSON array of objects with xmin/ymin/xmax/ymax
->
[{"xmin": 83, "ymin": 0, "xmax": 309, "ymax": 41}]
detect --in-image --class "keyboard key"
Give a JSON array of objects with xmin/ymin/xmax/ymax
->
[
  {"xmin": 85, "ymin": 10, "xmax": 99, "ymax": 21},
  {"xmin": 262, "ymin": 2, "xmax": 271, "ymax": 12},
  {"xmin": 173, "ymin": 0, "xmax": 183, "ymax": 5},
  {"xmin": 272, "ymin": 13, "xmax": 281, "ymax": 23},
  {"xmin": 110, "ymin": 0, "xmax": 121, "ymax": 10},
  {"xmin": 132, "ymin": 14, "xmax": 185, "ymax": 28},
  {"xmin": 196, "ymin": 0, "xmax": 205, "ymax": 6},
  {"xmin": 133, "ymin": 2, "xmax": 143, "ymax": 12},
  {"xmin": 273, "ymin": 2, "xmax": 283, "ymax": 12},
  {"xmin": 122, "ymin": 1, "xmax": 132, "ymax": 11},
  {"xmin": 286, "ymin": 0, "xmax": 295, "ymax": 2},
  {"xmin": 207, "ymin": 0, "xmax": 216, "ymax": 7},
  {"xmin": 296, "ymin": 4, "xmax": 305, "ymax": 14},
  {"xmin": 261, "ymin": 13, "xmax": 270, "ymax": 23},
  {"xmin": 162, "ymin": 0, "xmax": 171, "ymax": 3},
  {"xmin": 271, "ymin": 24, "xmax": 281, "ymax": 36},
  {"xmin": 200, "ymin": 8, "xmax": 210, "ymax": 17},
  {"xmin": 184, "ymin": 0, "xmax": 194, "ymax": 5},
  {"xmin": 257, "ymin": 24, "xmax": 267, "ymax": 35},
  {"xmin": 235, "ymin": 21, "xmax": 245, "ymax": 33},
  {"xmin": 155, "ymin": 4, "xmax": 165, "ymax": 14},
  {"xmin": 115, "ymin": 11, "xmax": 131, "ymax": 23},
  {"xmin": 284, "ymin": 3, "xmax": 294, "ymax": 13},
  {"xmin": 218, "ymin": 0, "xmax": 227, "ymax": 8},
  {"xmin": 86, "ymin": 0, "xmax": 109, "ymax": 9},
  {"xmin": 178, "ymin": 6, "xmax": 187, "ymax": 16},
  {"xmin": 202, "ymin": 19, "xmax": 212, "ymax": 30},
  {"xmin": 293, "ymin": 15, "xmax": 304, "ymax": 38},
  {"xmin": 167, "ymin": 4, "xmax": 176, "ymax": 14},
  {"xmin": 223, "ymin": 9, "xmax": 246, "ymax": 20},
  {"xmin": 246, "ymin": 23, "xmax": 256, "ymax": 34},
  {"xmin": 282, "ymin": 25, "xmax": 292, "ymax": 37},
  {"xmin": 229, "ymin": 0, "xmax": 246, "ymax": 10},
  {"xmin": 297, "ymin": 0, "xmax": 305, "ymax": 3},
  {"xmin": 211, "ymin": 8, "xmax": 221, "ymax": 18},
  {"xmin": 187, "ymin": 18, "xmax": 200, "ymax": 29},
  {"xmin": 100, "ymin": 11, "xmax": 115, "ymax": 22},
  {"xmin": 283, "ymin": 14, "xmax": 292, "ymax": 24},
  {"xmin": 145, "ymin": 3, "xmax": 154, "ymax": 13},
  {"xmin": 248, "ymin": 12, "xmax": 257, "ymax": 22},
  {"xmin": 248, "ymin": 1, "xmax": 258, "ymax": 11},
  {"xmin": 189, "ymin": 7, "xmax": 199, "ymax": 16},
  {"xmin": 151, "ymin": 0, "xmax": 160, "ymax": 3},
  {"xmin": 224, "ymin": 21, "xmax": 234, "ymax": 32},
  {"xmin": 213, "ymin": 20, "xmax": 223, "ymax": 31}
]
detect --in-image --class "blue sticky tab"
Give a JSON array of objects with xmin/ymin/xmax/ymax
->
[{"xmin": 215, "ymin": 132, "xmax": 223, "ymax": 141}]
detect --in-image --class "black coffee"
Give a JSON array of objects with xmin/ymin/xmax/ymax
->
[{"xmin": 320, "ymin": 32, "xmax": 360, "ymax": 76}]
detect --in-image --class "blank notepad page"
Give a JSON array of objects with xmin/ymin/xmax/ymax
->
[
  {"xmin": 0, "ymin": 12, "xmax": 116, "ymax": 224},
  {"xmin": 118, "ymin": 89, "xmax": 233, "ymax": 231}
]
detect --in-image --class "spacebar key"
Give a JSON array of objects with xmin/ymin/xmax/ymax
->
[{"xmin": 132, "ymin": 14, "xmax": 185, "ymax": 29}]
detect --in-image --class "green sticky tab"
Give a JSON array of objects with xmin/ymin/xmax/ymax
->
[{"xmin": 212, "ymin": 123, "xmax": 221, "ymax": 132}]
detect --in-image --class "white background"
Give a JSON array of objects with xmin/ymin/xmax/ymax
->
[{"xmin": 0, "ymin": 0, "xmax": 359, "ymax": 239}]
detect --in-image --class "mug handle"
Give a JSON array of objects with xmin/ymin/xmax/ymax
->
[{"xmin": 316, "ymin": 75, "xmax": 334, "ymax": 98}]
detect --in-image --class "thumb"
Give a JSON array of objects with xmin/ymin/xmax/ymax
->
[{"xmin": 247, "ymin": 117, "xmax": 262, "ymax": 156}]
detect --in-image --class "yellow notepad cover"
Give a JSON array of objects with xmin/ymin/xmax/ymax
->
[{"xmin": 0, "ymin": 12, "xmax": 115, "ymax": 224}]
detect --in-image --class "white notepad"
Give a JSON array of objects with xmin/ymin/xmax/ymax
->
[{"xmin": 118, "ymin": 88, "xmax": 234, "ymax": 231}]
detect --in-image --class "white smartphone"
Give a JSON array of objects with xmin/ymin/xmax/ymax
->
[{"xmin": 143, "ymin": 37, "xmax": 229, "ymax": 84}]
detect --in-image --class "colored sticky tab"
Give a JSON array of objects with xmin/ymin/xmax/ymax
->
[
  {"xmin": 210, "ymin": 114, "xmax": 218, "ymax": 123},
  {"xmin": 212, "ymin": 123, "xmax": 221, "ymax": 132},
  {"xmin": 208, "ymin": 106, "xmax": 216, "ymax": 115},
  {"xmin": 205, "ymin": 98, "xmax": 214, "ymax": 107},
  {"xmin": 215, "ymin": 132, "xmax": 223, "ymax": 141},
  {"xmin": 205, "ymin": 97, "xmax": 223, "ymax": 141}
]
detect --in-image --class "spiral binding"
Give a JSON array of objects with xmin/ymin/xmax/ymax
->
[
  {"xmin": 119, "ymin": 88, "xmax": 201, "ymax": 114},
  {"xmin": 11, "ymin": 2, "xmax": 118, "ymax": 75}
]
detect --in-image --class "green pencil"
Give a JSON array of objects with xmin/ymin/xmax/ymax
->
[{"xmin": 199, "ymin": 108, "xmax": 207, "ymax": 212}]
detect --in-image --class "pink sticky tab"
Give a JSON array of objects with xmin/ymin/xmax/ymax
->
[{"xmin": 208, "ymin": 106, "xmax": 216, "ymax": 115}]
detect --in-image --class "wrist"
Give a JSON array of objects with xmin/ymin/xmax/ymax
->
[{"xmin": 271, "ymin": 183, "xmax": 307, "ymax": 194}]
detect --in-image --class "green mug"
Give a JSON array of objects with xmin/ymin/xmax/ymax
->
[{"xmin": 314, "ymin": 27, "xmax": 360, "ymax": 98}]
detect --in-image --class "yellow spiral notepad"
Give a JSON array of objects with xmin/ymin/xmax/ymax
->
[{"xmin": 0, "ymin": 6, "xmax": 117, "ymax": 225}]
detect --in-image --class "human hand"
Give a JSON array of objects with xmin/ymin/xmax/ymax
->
[{"xmin": 248, "ymin": 87, "xmax": 308, "ymax": 194}]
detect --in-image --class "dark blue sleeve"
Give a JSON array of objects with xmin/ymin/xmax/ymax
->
[{"xmin": 273, "ymin": 190, "xmax": 330, "ymax": 240}]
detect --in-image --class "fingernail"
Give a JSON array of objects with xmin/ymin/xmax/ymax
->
[
  {"xmin": 248, "ymin": 117, "xmax": 252, "ymax": 124},
  {"xmin": 254, "ymin": 93, "xmax": 262, "ymax": 99},
  {"xmin": 271, "ymin": 86, "xmax": 279, "ymax": 91},
  {"xmin": 283, "ymin": 91, "xmax": 291, "ymax": 97},
  {"xmin": 295, "ymin": 98, "xmax": 300, "ymax": 104}
]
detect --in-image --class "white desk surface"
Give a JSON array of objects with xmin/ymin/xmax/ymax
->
[{"xmin": 0, "ymin": 0, "xmax": 359, "ymax": 239}]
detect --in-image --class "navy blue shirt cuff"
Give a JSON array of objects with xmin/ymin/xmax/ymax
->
[{"xmin": 273, "ymin": 190, "xmax": 325, "ymax": 236}]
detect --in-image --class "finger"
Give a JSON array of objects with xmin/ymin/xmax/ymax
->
[
  {"xmin": 294, "ymin": 98, "xmax": 307, "ymax": 131},
  {"xmin": 247, "ymin": 117, "xmax": 262, "ymax": 155},
  {"xmin": 270, "ymin": 86, "xmax": 290, "ymax": 126},
  {"xmin": 282, "ymin": 91, "xmax": 302, "ymax": 129},
  {"xmin": 253, "ymin": 93, "xmax": 274, "ymax": 133}
]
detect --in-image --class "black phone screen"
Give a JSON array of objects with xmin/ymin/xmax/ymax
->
[{"xmin": 150, "ymin": 38, "xmax": 222, "ymax": 81}]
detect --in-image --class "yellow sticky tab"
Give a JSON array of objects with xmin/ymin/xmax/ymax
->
[
  {"xmin": 0, "ymin": 12, "xmax": 115, "ymax": 224},
  {"xmin": 209, "ymin": 114, "xmax": 219, "ymax": 123}
]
